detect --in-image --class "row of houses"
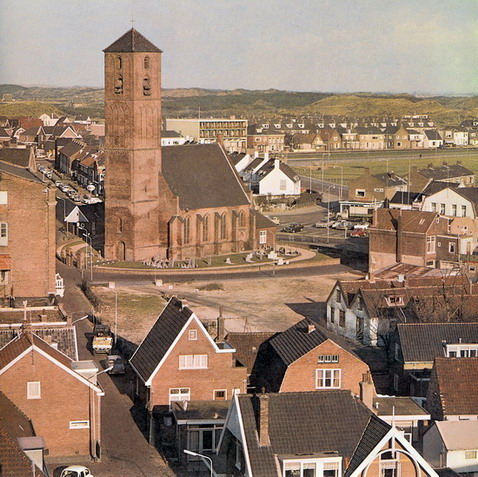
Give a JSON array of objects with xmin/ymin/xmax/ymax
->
[{"xmin": 127, "ymin": 296, "xmax": 448, "ymax": 477}]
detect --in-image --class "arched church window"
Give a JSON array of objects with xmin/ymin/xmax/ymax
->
[
  {"xmin": 220, "ymin": 213, "xmax": 227, "ymax": 240},
  {"xmin": 184, "ymin": 217, "xmax": 191, "ymax": 244},
  {"xmin": 115, "ymin": 75, "xmax": 123, "ymax": 95},
  {"xmin": 117, "ymin": 56, "xmax": 122, "ymax": 69},
  {"xmin": 203, "ymin": 215, "xmax": 209, "ymax": 242},
  {"xmin": 143, "ymin": 76, "xmax": 151, "ymax": 96},
  {"xmin": 118, "ymin": 217, "xmax": 123, "ymax": 233},
  {"xmin": 238, "ymin": 211, "xmax": 245, "ymax": 227},
  {"xmin": 144, "ymin": 56, "xmax": 150, "ymax": 69}
]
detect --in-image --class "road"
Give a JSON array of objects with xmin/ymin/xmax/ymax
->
[
  {"xmin": 299, "ymin": 174, "xmax": 348, "ymax": 201},
  {"xmin": 48, "ymin": 261, "xmax": 177, "ymax": 477},
  {"xmin": 284, "ymin": 147, "xmax": 478, "ymax": 165}
]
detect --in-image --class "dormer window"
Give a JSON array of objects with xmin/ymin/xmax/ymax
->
[
  {"xmin": 446, "ymin": 344, "xmax": 478, "ymax": 357},
  {"xmin": 143, "ymin": 76, "xmax": 151, "ymax": 96},
  {"xmin": 386, "ymin": 295, "xmax": 403, "ymax": 306}
]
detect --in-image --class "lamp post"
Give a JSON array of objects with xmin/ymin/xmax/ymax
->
[
  {"xmin": 184, "ymin": 449, "xmax": 213, "ymax": 477},
  {"xmin": 326, "ymin": 184, "xmax": 334, "ymax": 244},
  {"xmin": 333, "ymin": 165, "xmax": 344, "ymax": 201},
  {"xmin": 82, "ymin": 230, "xmax": 93, "ymax": 282}
]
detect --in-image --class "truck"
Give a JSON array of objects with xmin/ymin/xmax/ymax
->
[{"xmin": 92, "ymin": 324, "xmax": 113, "ymax": 354}]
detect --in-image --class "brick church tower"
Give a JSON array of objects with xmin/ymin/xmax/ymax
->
[{"xmin": 103, "ymin": 29, "xmax": 163, "ymax": 261}]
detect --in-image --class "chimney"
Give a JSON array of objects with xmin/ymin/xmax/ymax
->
[
  {"xmin": 307, "ymin": 323, "xmax": 316, "ymax": 333},
  {"xmin": 396, "ymin": 210, "xmax": 403, "ymax": 263},
  {"xmin": 360, "ymin": 371, "xmax": 375, "ymax": 411},
  {"xmin": 259, "ymin": 391, "xmax": 270, "ymax": 447},
  {"xmin": 216, "ymin": 307, "xmax": 226, "ymax": 342}
]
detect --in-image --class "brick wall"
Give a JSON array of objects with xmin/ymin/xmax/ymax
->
[
  {"xmin": 149, "ymin": 321, "xmax": 247, "ymax": 408},
  {"xmin": 0, "ymin": 351, "xmax": 100, "ymax": 457},
  {"xmin": 0, "ymin": 172, "xmax": 56, "ymax": 297},
  {"xmin": 279, "ymin": 339, "xmax": 370, "ymax": 396}
]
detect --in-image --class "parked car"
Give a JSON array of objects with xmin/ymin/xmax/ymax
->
[
  {"xmin": 92, "ymin": 324, "xmax": 113, "ymax": 354},
  {"xmin": 350, "ymin": 228, "xmax": 368, "ymax": 238},
  {"xmin": 281, "ymin": 223, "xmax": 304, "ymax": 233},
  {"xmin": 60, "ymin": 466, "xmax": 93, "ymax": 477},
  {"xmin": 106, "ymin": 354, "xmax": 125, "ymax": 375},
  {"xmin": 315, "ymin": 219, "xmax": 331, "ymax": 228},
  {"xmin": 333, "ymin": 220, "xmax": 354, "ymax": 230},
  {"xmin": 353, "ymin": 222, "xmax": 370, "ymax": 230}
]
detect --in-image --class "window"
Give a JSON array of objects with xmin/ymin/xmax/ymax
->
[
  {"xmin": 426, "ymin": 236, "xmax": 436, "ymax": 253},
  {"xmin": 462, "ymin": 205, "xmax": 467, "ymax": 216},
  {"xmin": 220, "ymin": 213, "xmax": 227, "ymax": 240},
  {"xmin": 374, "ymin": 188, "xmax": 384, "ymax": 193},
  {"xmin": 449, "ymin": 242, "xmax": 456, "ymax": 253},
  {"xmin": 0, "ymin": 271, "xmax": 8, "ymax": 284},
  {"xmin": 118, "ymin": 217, "xmax": 123, "ymax": 233},
  {"xmin": 69, "ymin": 420, "xmax": 90, "ymax": 429},
  {"xmin": 179, "ymin": 354, "xmax": 208, "ymax": 370},
  {"xmin": 188, "ymin": 329, "xmax": 198, "ymax": 341},
  {"xmin": 452, "ymin": 204, "xmax": 457, "ymax": 216},
  {"xmin": 387, "ymin": 295, "xmax": 403, "ymax": 305},
  {"xmin": 440, "ymin": 203, "xmax": 445, "ymax": 215},
  {"xmin": 280, "ymin": 180, "xmax": 287, "ymax": 191},
  {"xmin": 335, "ymin": 289, "xmax": 341, "ymax": 302},
  {"xmin": 203, "ymin": 215, "xmax": 209, "ymax": 242},
  {"xmin": 465, "ymin": 450, "xmax": 478, "ymax": 460},
  {"xmin": 431, "ymin": 202, "xmax": 437, "ymax": 212},
  {"xmin": 188, "ymin": 423, "xmax": 223, "ymax": 454},
  {"xmin": 446, "ymin": 344, "xmax": 478, "ymax": 357},
  {"xmin": 117, "ymin": 56, "xmax": 122, "ymax": 69},
  {"xmin": 169, "ymin": 388, "xmax": 190, "ymax": 403},
  {"xmin": 115, "ymin": 75, "xmax": 123, "ymax": 95},
  {"xmin": 214, "ymin": 389, "xmax": 227, "ymax": 400},
  {"xmin": 283, "ymin": 460, "xmax": 340, "ymax": 477},
  {"xmin": 259, "ymin": 230, "xmax": 267, "ymax": 244},
  {"xmin": 318, "ymin": 355, "xmax": 339, "ymax": 363},
  {"xmin": 238, "ymin": 211, "xmax": 245, "ymax": 227},
  {"xmin": 357, "ymin": 298, "xmax": 363, "ymax": 310},
  {"xmin": 143, "ymin": 76, "xmax": 151, "ymax": 96},
  {"xmin": 393, "ymin": 374, "xmax": 399, "ymax": 391},
  {"xmin": 339, "ymin": 310, "xmax": 345, "ymax": 327},
  {"xmin": 27, "ymin": 382, "xmax": 41, "ymax": 400},
  {"xmin": 144, "ymin": 56, "xmax": 150, "ymax": 69},
  {"xmin": 0, "ymin": 192, "xmax": 7, "ymax": 204},
  {"xmin": 355, "ymin": 189, "xmax": 366, "ymax": 198},
  {"xmin": 316, "ymin": 369, "xmax": 341, "ymax": 389},
  {"xmin": 184, "ymin": 217, "xmax": 191, "ymax": 244},
  {"xmin": 380, "ymin": 451, "xmax": 399, "ymax": 477},
  {"xmin": 0, "ymin": 223, "xmax": 7, "ymax": 246}
]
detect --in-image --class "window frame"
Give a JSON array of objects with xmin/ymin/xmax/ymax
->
[
  {"xmin": 315, "ymin": 368, "xmax": 341, "ymax": 389},
  {"xmin": 27, "ymin": 381, "xmax": 41, "ymax": 400},
  {"xmin": 69, "ymin": 420, "xmax": 90, "ymax": 429},
  {"xmin": 188, "ymin": 329, "xmax": 198, "ymax": 341},
  {"xmin": 179, "ymin": 354, "xmax": 208, "ymax": 370}
]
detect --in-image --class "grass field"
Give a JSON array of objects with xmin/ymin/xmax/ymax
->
[{"xmin": 293, "ymin": 152, "xmax": 478, "ymax": 185}]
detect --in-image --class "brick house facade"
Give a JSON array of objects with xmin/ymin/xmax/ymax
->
[
  {"xmin": 0, "ymin": 162, "xmax": 56, "ymax": 297},
  {"xmin": 0, "ymin": 332, "xmax": 103, "ymax": 458},
  {"xmin": 130, "ymin": 297, "xmax": 248, "ymax": 410}
]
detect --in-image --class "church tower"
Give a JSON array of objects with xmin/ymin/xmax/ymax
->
[{"xmin": 103, "ymin": 29, "xmax": 163, "ymax": 261}]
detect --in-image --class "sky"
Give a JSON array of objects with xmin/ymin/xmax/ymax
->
[{"xmin": 0, "ymin": 0, "xmax": 477, "ymax": 95}]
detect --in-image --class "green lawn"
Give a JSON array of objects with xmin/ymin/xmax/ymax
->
[{"xmin": 294, "ymin": 153, "xmax": 478, "ymax": 185}]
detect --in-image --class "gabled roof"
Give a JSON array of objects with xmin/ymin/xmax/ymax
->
[
  {"xmin": 434, "ymin": 420, "xmax": 478, "ymax": 450},
  {"xmin": 421, "ymin": 180, "xmax": 457, "ymax": 196},
  {"xmin": 419, "ymin": 163, "xmax": 473, "ymax": 181},
  {"xmin": 254, "ymin": 211, "xmax": 277, "ymax": 229},
  {"xmin": 269, "ymin": 318, "xmax": 355, "ymax": 366},
  {"xmin": 236, "ymin": 391, "xmax": 376, "ymax": 477},
  {"xmin": 0, "ymin": 148, "xmax": 32, "ymax": 168},
  {"xmin": 431, "ymin": 357, "xmax": 478, "ymax": 416},
  {"xmin": 103, "ymin": 28, "xmax": 162, "ymax": 53},
  {"xmin": 162, "ymin": 144, "xmax": 250, "ymax": 210},
  {"xmin": 372, "ymin": 172, "xmax": 407, "ymax": 187},
  {"xmin": 0, "ymin": 332, "xmax": 102, "ymax": 395},
  {"xmin": 371, "ymin": 208, "xmax": 439, "ymax": 234},
  {"xmin": 129, "ymin": 297, "xmax": 193, "ymax": 383},
  {"xmin": 398, "ymin": 322, "xmax": 478, "ymax": 363},
  {"xmin": 226, "ymin": 331, "xmax": 276, "ymax": 371},
  {"xmin": 256, "ymin": 159, "xmax": 299, "ymax": 183},
  {"xmin": 0, "ymin": 161, "xmax": 41, "ymax": 183},
  {"xmin": 425, "ymin": 130, "xmax": 442, "ymax": 140}
]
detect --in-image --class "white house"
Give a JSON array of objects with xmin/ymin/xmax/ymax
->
[
  {"xmin": 257, "ymin": 159, "xmax": 301, "ymax": 196},
  {"xmin": 423, "ymin": 130, "xmax": 444, "ymax": 149},
  {"xmin": 230, "ymin": 152, "xmax": 253, "ymax": 174},
  {"xmin": 422, "ymin": 187, "xmax": 478, "ymax": 218},
  {"xmin": 453, "ymin": 129, "xmax": 469, "ymax": 147},
  {"xmin": 39, "ymin": 113, "xmax": 60, "ymax": 127},
  {"xmin": 423, "ymin": 420, "xmax": 478, "ymax": 475}
]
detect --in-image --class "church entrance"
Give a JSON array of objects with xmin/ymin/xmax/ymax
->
[{"xmin": 118, "ymin": 241, "xmax": 126, "ymax": 261}]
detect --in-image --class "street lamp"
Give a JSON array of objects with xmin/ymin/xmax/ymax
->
[
  {"xmin": 326, "ymin": 184, "xmax": 335, "ymax": 244},
  {"xmin": 333, "ymin": 165, "xmax": 344, "ymax": 201},
  {"xmin": 183, "ymin": 449, "xmax": 213, "ymax": 477},
  {"xmin": 82, "ymin": 230, "xmax": 93, "ymax": 282}
]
